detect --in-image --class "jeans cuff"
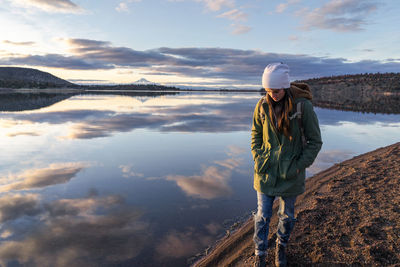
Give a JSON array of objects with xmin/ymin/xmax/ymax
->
[{"xmin": 255, "ymin": 249, "xmax": 266, "ymax": 256}]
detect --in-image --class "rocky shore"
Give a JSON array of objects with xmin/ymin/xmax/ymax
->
[{"xmin": 195, "ymin": 142, "xmax": 400, "ymax": 266}]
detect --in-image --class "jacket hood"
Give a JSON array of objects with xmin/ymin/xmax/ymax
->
[{"xmin": 290, "ymin": 82, "xmax": 312, "ymax": 100}]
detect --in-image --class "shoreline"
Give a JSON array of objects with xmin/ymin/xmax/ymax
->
[
  {"xmin": 194, "ymin": 142, "xmax": 400, "ymax": 266},
  {"xmin": 2, "ymin": 88, "xmax": 399, "ymax": 115}
]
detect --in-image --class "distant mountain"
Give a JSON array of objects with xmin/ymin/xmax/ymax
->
[
  {"xmin": 86, "ymin": 78, "xmax": 179, "ymax": 91},
  {"xmin": 0, "ymin": 67, "xmax": 75, "ymax": 89},
  {"xmin": 133, "ymin": 78, "xmax": 158, "ymax": 85}
]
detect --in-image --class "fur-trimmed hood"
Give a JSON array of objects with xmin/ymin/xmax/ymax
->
[{"xmin": 290, "ymin": 82, "xmax": 312, "ymax": 101}]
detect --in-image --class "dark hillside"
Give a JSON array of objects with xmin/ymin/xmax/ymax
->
[
  {"xmin": 301, "ymin": 72, "xmax": 400, "ymax": 93},
  {"xmin": 297, "ymin": 72, "xmax": 400, "ymax": 114},
  {"xmin": 0, "ymin": 67, "xmax": 75, "ymax": 88},
  {"xmin": 0, "ymin": 67, "xmax": 178, "ymax": 91}
]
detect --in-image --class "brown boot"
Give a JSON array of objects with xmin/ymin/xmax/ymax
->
[
  {"xmin": 254, "ymin": 254, "xmax": 266, "ymax": 267},
  {"xmin": 275, "ymin": 243, "xmax": 287, "ymax": 267}
]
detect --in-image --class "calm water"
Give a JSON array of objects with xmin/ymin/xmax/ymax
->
[{"xmin": 0, "ymin": 91, "xmax": 399, "ymax": 266}]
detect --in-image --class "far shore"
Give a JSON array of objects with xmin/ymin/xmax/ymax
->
[{"xmin": 2, "ymin": 87, "xmax": 400, "ymax": 114}]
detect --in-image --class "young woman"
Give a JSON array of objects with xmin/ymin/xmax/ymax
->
[{"xmin": 251, "ymin": 63, "xmax": 322, "ymax": 267}]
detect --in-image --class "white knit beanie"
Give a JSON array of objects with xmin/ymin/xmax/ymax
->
[{"xmin": 262, "ymin": 62, "xmax": 290, "ymax": 89}]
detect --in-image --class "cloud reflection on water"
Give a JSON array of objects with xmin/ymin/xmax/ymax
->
[
  {"xmin": 61, "ymin": 101, "xmax": 253, "ymax": 139},
  {"xmin": 0, "ymin": 154, "xmax": 150, "ymax": 265},
  {"xmin": 165, "ymin": 146, "xmax": 245, "ymax": 200},
  {"xmin": 1, "ymin": 94, "xmax": 399, "ymax": 142},
  {"xmin": 307, "ymin": 149, "xmax": 355, "ymax": 176},
  {"xmin": 0, "ymin": 193, "xmax": 41, "ymax": 223},
  {"xmin": 1, "ymin": 93, "xmax": 400, "ymax": 266},
  {"xmin": 167, "ymin": 166, "xmax": 233, "ymax": 200},
  {"xmin": 43, "ymin": 195, "xmax": 123, "ymax": 217},
  {"xmin": 119, "ymin": 164, "xmax": 144, "ymax": 178},
  {"xmin": 0, "ymin": 162, "xmax": 88, "ymax": 192},
  {"xmin": 1, "ymin": 94, "xmax": 256, "ymax": 139},
  {"xmin": 0, "ymin": 193, "xmax": 149, "ymax": 266},
  {"xmin": 156, "ymin": 228, "xmax": 213, "ymax": 259},
  {"xmin": 214, "ymin": 158, "xmax": 242, "ymax": 170}
]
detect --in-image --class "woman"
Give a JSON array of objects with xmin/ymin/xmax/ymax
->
[{"xmin": 251, "ymin": 63, "xmax": 322, "ymax": 267}]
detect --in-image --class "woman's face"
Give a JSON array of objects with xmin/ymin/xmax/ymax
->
[{"xmin": 266, "ymin": 88, "xmax": 286, "ymax": 102}]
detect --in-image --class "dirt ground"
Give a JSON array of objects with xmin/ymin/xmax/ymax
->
[{"xmin": 195, "ymin": 142, "xmax": 400, "ymax": 267}]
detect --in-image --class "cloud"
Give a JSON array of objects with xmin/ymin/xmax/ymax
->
[
  {"xmin": 300, "ymin": 0, "xmax": 380, "ymax": 32},
  {"xmin": 116, "ymin": 2, "xmax": 129, "ymax": 12},
  {"xmin": 67, "ymin": 79, "xmax": 110, "ymax": 83},
  {"xmin": 276, "ymin": 0, "xmax": 300, "ymax": 13},
  {"xmin": 117, "ymin": 70, "xmax": 134, "ymax": 75},
  {"xmin": 231, "ymin": 23, "xmax": 251, "ymax": 35},
  {"xmin": 276, "ymin": 3, "xmax": 288, "ymax": 13},
  {"xmin": 2, "ymin": 38, "xmax": 400, "ymax": 86},
  {"xmin": 116, "ymin": 0, "xmax": 141, "ymax": 12},
  {"xmin": 3, "ymin": 54, "xmax": 113, "ymax": 70},
  {"xmin": 2, "ymin": 40, "xmax": 35, "ymax": 46},
  {"xmin": 0, "ymin": 162, "xmax": 88, "ymax": 192},
  {"xmin": 65, "ymin": 38, "xmax": 170, "ymax": 67},
  {"xmin": 385, "ymin": 58, "xmax": 400, "ymax": 62},
  {"xmin": 196, "ymin": 0, "xmax": 251, "ymax": 34},
  {"xmin": 197, "ymin": 0, "xmax": 235, "ymax": 11},
  {"xmin": 0, "ymin": 194, "xmax": 41, "ymax": 223},
  {"xmin": 65, "ymin": 38, "xmax": 111, "ymax": 48},
  {"xmin": 10, "ymin": 0, "xmax": 83, "ymax": 13},
  {"xmin": 217, "ymin": 9, "xmax": 247, "ymax": 21},
  {"xmin": 7, "ymin": 131, "xmax": 41, "ymax": 137},
  {"xmin": 1, "ymin": 39, "xmax": 113, "ymax": 69},
  {"xmin": 167, "ymin": 166, "xmax": 233, "ymax": 199}
]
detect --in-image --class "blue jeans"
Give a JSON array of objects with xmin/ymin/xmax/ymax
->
[{"xmin": 253, "ymin": 192, "xmax": 297, "ymax": 256}]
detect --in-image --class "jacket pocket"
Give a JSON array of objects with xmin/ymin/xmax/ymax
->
[
  {"xmin": 254, "ymin": 149, "xmax": 270, "ymax": 174},
  {"xmin": 279, "ymin": 158, "xmax": 298, "ymax": 180}
]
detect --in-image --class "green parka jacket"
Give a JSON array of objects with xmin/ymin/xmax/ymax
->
[{"xmin": 251, "ymin": 83, "xmax": 322, "ymax": 196}]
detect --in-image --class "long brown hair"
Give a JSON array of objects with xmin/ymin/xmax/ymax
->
[{"xmin": 266, "ymin": 89, "xmax": 294, "ymax": 140}]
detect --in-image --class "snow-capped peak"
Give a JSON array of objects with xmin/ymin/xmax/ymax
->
[{"xmin": 133, "ymin": 78, "xmax": 158, "ymax": 85}]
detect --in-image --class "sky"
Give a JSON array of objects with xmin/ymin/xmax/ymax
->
[{"xmin": 0, "ymin": 0, "xmax": 399, "ymax": 89}]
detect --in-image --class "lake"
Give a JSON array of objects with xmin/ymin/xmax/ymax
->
[{"xmin": 0, "ymin": 91, "xmax": 399, "ymax": 266}]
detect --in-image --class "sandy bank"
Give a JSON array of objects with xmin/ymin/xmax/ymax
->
[{"xmin": 195, "ymin": 142, "xmax": 400, "ymax": 266}]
